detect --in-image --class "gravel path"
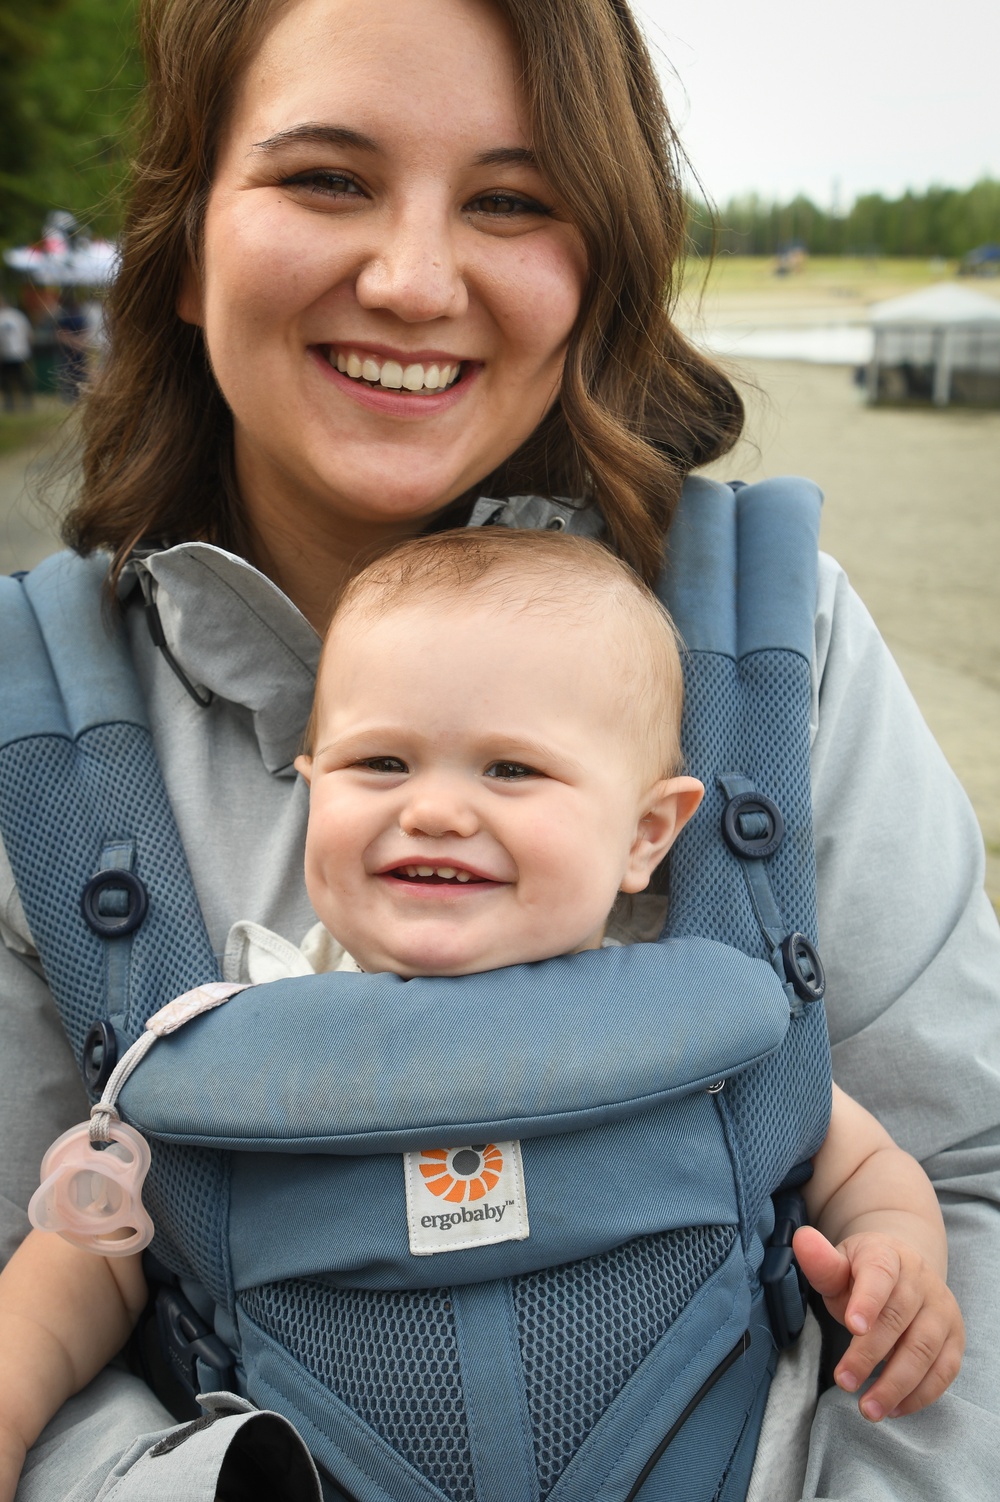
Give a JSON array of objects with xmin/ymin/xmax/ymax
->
[{"xmin": 0, "ymin": 423, "xmax": 71, "ymax": 574}]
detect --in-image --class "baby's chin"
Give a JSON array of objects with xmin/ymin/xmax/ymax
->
[{"xmin": 350, "ymin": 932, "xmax": 606, "ymax": 979}]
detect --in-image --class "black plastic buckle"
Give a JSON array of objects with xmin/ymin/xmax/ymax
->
[
  {"xmin": 155, "ymin": 1287, "xmax": 234, "ymax": 1401},
  {"xmin": 780, "ymin": 931, "xmax": 826, "ymax": 1003},
  {"xmin": 80, "ymin": 869, "xmax": 149, "ymax": 938},
  {"xmin": 721, "ymin": 791, "xmax": 785, "ymax": 860},
  {"xmin": 82, "ymin": 1019, "xmax": 119, "ymax": 1092},
  {"xmin": 761, "ymin": 1180, "xmax": 810, "ymax": 1349}
]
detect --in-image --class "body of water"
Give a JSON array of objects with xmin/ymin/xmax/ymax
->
[{"xmin": 692, "ymin": 324, "xmax": 873, "ymax": 364}]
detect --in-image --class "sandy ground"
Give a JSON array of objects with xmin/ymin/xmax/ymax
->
[{"xmin": 1, "ymin": 297, "xmax": 998, "ymax": 904}]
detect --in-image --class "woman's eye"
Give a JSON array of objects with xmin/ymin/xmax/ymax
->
[
  {"xmin": 281, "ymin": 170, "xmax": 366, "ymax": 200},
  {"xmin": 484, "ymin": 760, "xmax": 539, "ymax": 781},
  {"xmin": 465, "ymin": 191, "xmax": 552, "ymax": 219},
  {"xmin": 355, "ymin": 756, "xmax": 407, "ymax": 774}
]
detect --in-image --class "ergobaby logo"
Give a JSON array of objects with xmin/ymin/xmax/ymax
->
[{"xmin": 404, "ymin": 1141, "xmax": 529, "ymax": 1257}]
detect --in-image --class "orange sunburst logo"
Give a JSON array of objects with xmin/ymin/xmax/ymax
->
[{"xmin": 418, "ymin": 1144, "xmax": 504, "ymax": 1203}]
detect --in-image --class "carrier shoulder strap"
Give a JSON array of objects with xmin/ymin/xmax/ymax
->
[
  {"xmin": 658, "ymin": 475, "xmax": 822, "ymax": 975},
  {"xmin": 0, "ymin": 551, "xmax": 219, "ymax": 1079}
]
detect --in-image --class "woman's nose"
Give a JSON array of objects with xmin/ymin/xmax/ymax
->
[
  {"xmin": 399, "ymin": 776, "xmax": 478, "ymax": 839},
  {"xmin": 354, "ymin": 201, "xmax": 469, "ymax": 323}
]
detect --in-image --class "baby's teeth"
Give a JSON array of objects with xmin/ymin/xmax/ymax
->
[
  {"xmin": 416, "ymin": 864, "xmax": 434, "ymax": 876},
  {"xmin": 346, "ymin": 352, "xmax": 363, "ymax": 379},
  {"xmin": 362, "ymin": 357, "xmax": 380, "ymax": 382},
  {"xmin": 380, "ymin": 360, "xmax": 404, "ymax": 389},
  {"xmin": 402, "ymin": 363, "xmax": 425, "ymax": 392},
  {"xmin": 436, "ymin": 866, "xmax": 457, "ymax": 879},
  {"xmin": 455, "ymin": 871, "xmax": 471, "ymax": 882}
]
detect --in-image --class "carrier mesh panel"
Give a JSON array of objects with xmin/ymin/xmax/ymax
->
[
  {"xmin": 0, "ymin": 725, "xmax": 219, "ymax": 1061},
  {"xmin": 0, "ymin": 724, "xmax": 228, "ymax": 1302},
  {"xmin": 664, "ymin": 653, "xmax": 818, "ymax": 954},
  {"xmin": 722, "ymin": 1024, "xmax": 831, "ymax": 1232},
  {"xmin": 241, "ymin": 1280, "xmax": 476, "ymax": 1502},
  {"xmin": 143, "ymin": 1143, "xmax": 230, "ymax": 1305},
  {"xmin": 663, "ymin": 649, "xmax": 831, "ymax": 1230},
  {"xmin": 515, "ymin": 1226, "xmax": 736, "ymax": 1498}
]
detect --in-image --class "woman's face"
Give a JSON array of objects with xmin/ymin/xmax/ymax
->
[{"xmin": 180, "ymin": 0, "xmax": 587, "ymax": 553}]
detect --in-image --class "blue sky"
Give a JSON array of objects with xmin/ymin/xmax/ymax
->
[{"xmin": 633, "ymin": 0, "xmax": 998, "ymax": 207}]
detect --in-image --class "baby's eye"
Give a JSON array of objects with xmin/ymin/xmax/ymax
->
[
  {"xmin": 354, "ymin": 756, "xmax": 407, "ymax": 774},
  {"xmin": 484, "ymin": 760, "xmax": 539, "ymax": 781}
]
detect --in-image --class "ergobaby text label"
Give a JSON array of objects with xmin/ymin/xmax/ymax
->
[{"xmin": 404, "ymin": 1142, "xmax": 530, "ymax": 1256}]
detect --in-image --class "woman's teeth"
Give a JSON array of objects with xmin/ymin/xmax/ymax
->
[
  {"xmin": 398, "ymin": 865, "xmax": 473, "ymax": 882},
  {"xmin": 332, "ymin": 349, "xmax": 461, "ymax": 392}
]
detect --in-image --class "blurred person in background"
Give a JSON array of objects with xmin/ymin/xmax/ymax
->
[
  {"xmin": 54, "ymin": 293, "xmax": 88, "ymax": 402},
  {"xmin": 0, "ymin": 293, "xmax": 34, "ymax": 413}
]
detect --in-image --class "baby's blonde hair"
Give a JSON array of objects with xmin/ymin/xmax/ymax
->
[{"xmin": 307, "ymin": 530, "xmax": 686, "ymax": 780}]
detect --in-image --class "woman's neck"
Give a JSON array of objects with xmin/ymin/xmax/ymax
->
[{"xmin": 246, "ymin": 508, "xmax": 430, "ymax": 634}]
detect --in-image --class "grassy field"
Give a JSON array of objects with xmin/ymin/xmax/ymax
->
[
  {"xmin": 677, "ymin": 255, "xmax": 1000, "ymax": 323},
  {"xmin": 0, "ymin": 403, "xmax": 66, "ymax": 459}
]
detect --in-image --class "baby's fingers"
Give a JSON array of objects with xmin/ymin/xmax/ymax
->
[
  {"xmin": 840, "ymin": 1240, "xmax": 904, "ymax": 1340},
  {"xmin": 855, "ymin": 1308, "xmax": 964, "ymax": 1422},
  {"xmin": 834, "ymin": 1261, "xmax": 920, "ymax": 1393}
]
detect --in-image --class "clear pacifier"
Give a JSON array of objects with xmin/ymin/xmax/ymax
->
[
  {"xmin": 28, "ymin": 981, "xmax": 248, "ymax": 1257},
  {"xmin": 28, "ymin": 1117, "xmax": 153, "ymax": 1256}
]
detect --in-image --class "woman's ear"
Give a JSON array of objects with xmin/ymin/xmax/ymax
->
[
  {"xmin": 619, "ymin": 776, "xmax": 705, "ymax": 894},
  {"xmin": 177, "ymin": 261, "xmax": 204, "ymax": 327},
  {"xmin": 293, "ymin": 753, "xmax": 313, "ymax": 786}
]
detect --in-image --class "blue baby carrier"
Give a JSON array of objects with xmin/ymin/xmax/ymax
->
[{"xmin": 0, "ymin": 476, "xmax": 831, "ymax": 1502}]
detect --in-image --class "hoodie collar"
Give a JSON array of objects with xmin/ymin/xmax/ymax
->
[{"xmin": 125, "ymin": 542, "xmax": 320, "ymax": 775}]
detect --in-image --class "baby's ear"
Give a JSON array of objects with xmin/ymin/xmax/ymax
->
[
  {"xmin": 293, "ymin": 753, "xmax": 313, "ymax": 786},
  {"xmin": 620, "ymin": 776, "xmax": 704, "ymax": 894}
]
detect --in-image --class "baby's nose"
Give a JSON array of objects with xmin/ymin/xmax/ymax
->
[{"xmin": 398, "ymin": 777, "xmax": 478, "ymax": 839}]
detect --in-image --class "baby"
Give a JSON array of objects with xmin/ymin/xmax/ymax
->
[{"xmin": 0, "ymin": 529, "xmax": 964, "ymax": 1499}]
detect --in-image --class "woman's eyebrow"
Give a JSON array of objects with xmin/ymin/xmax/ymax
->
[
  {"xmin": 250, "ymin": 127, "xmax": 537, "ymax": 172},
  {"xmin": 252, "ymin": 124, "xmax": 379, "ymax": 154},
  {"xmin": 474, "ymin": 147, "xmax": 539, "ymax": 170}
]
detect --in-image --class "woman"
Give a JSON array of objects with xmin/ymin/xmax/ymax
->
[{"xmin": 0, "ymin": 0, "xmax": 997, "ymax": 1498}]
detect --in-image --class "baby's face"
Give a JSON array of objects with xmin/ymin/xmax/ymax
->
[{"xmin": 296, "ymin": 597, "xmax": 699, "ymax": 977}]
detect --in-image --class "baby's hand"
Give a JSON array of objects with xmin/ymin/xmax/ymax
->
[{"xmin": 792, "ymin": 1225, "xmax": 964, "ymax": 1422}]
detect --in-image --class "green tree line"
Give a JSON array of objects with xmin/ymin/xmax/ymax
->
[
  {"xmin": 0, "ymin": 0, "xmax": 141, "ymax": 250},
  {"xmin": 688, "ymin": 179, "xmax": 1000, "ymax": 260}
]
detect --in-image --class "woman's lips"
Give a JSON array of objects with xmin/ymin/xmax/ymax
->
[{"xmin": 311, "ymin": 346, "xmax": 477, "ymax": 415}]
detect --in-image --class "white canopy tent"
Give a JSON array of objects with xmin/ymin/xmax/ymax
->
[
  {"xmin": 866, "ymin": 284, "xmax": 1000, "ymax": 407},
  {"xmin": 3, "ymin": 238, "xmax": 118, "ymax": 288}
]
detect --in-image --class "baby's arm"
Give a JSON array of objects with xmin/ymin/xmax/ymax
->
[
  {"xmin": 0, "ymin": 1232, "xmax": 147, "ymax": 1502},
  {"xmin": 794, "ymin": 1082, "xmax": 964, "ymax": 1423}
]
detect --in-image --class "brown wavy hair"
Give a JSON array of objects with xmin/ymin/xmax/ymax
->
[{"xmin": 64, "ymin": 0, "xmax": 743, "ymax": 588}]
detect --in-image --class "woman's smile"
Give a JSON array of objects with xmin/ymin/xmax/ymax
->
[
  {"xmin": 324, "ymin": 346, "xmax": 465, "ymax": 393},
  {"xmin": 309, "ymin": 343, "xmax": 478, "ymax": 419}
]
